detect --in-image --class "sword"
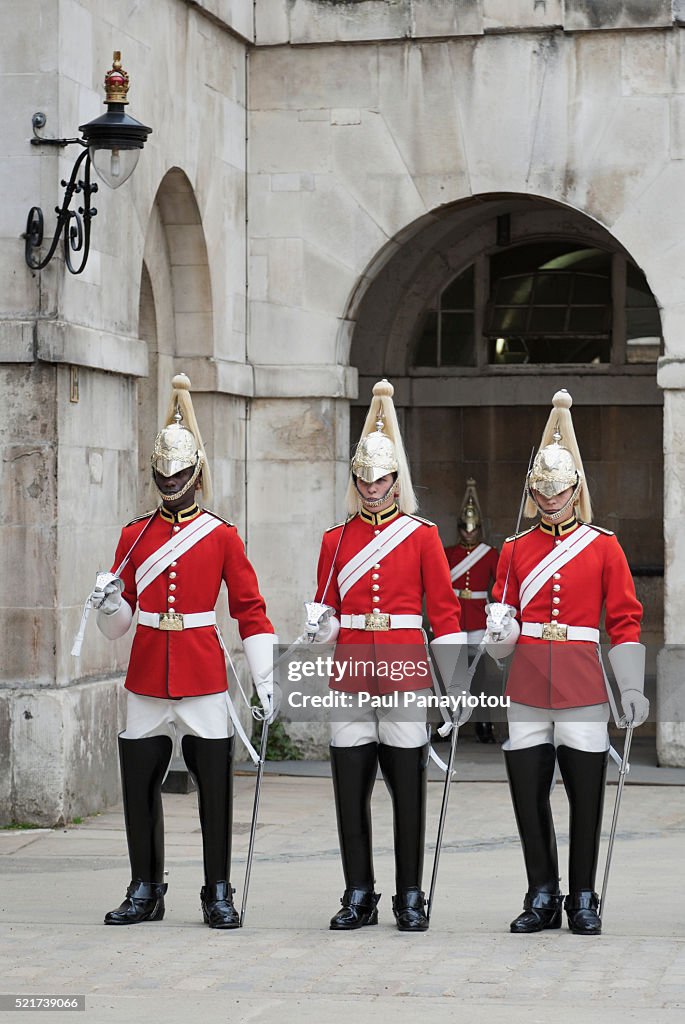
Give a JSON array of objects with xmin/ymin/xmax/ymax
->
[
  {"xmin": 240, "ymin": 715, "xmax": 270, "ymax": 927},
  {"xmin": 599, "ymin": 722, "xmax": 633, "ymax": 923},
  {"xmin": 500, "ymin": 447, "xmax": 536, "ymax": 608},
  {"xmin": 71, "ymin": 510, "xmax": 158, "ymax": 657},
  {"xmin": 427, "ymin": 710, "xmax": 460, "ymax": 922},
  {"xmin": 427, "ymin": 633, "xmax": 488, "ymax": 917}
]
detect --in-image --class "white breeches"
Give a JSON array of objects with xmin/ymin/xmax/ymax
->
[
  {"xmin": 330, "ymin": 692, "xmax": 428, "ymax": 749},
  {"xmin": 122, "ymin": 691, "xmax": 234, "ymax": 743},
  {"xmin": 504, "ymin": 701, "xmax": 610, "ymax": 753}
]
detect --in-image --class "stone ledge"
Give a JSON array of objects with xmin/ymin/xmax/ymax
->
[
  {"xmin": 254, "ymin": 363, "xmax": 358, "ymax": 398},
  {"xmin": 255, "ymin": 0, "xmax": 680, "ymax": 47},
  {"xmin": 357, "ymin": 371, "xmax": 663, "ymax": 406},
  {"xmin": 35, "ymin": 320, "xmax": 149, "ymax": 377}
]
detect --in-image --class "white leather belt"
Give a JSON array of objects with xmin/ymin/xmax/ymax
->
[
  {"xmin": 456, "ymin": 589, "xmax": 488, "ymax": 599},
  {"xmin": 138, "ymin": 610, "xmax": 216, "ymax": 632},
  {"xmin": 340, "ymin": 613, "xmax": 423, "ymax": 632},
  {"xmin": 522, "ymin": 622, "xmax": 600, "ymax": 643}
]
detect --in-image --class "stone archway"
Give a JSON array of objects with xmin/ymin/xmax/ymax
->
[
  {"xmin": 137, "ymin": 168, "xmax": 214, "ymax": 509},
  {"xmin": 346, "ymin": 191, "xmax": 664, "ymax": 748}
]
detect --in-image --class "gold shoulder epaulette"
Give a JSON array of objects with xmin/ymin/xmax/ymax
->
[
  {"xmin": 505, "ymin": 524, "xmax": 536, "ymax": 543},
  {"xmin": 204, "ymin": 508, "xmax": 235, "ymax": 528},
  {"xmin": 408, "ymin": 514, "xmax": 435, "ymax": 527},
  {"xmin": 125, "ymin": 509, "xmax": 157, "ymax": 527},
  {"xmin": 325, "ymin": 520, "xmax": 347, "ymax": 534},
  {"xmin": 588, "ymin": 523, "xmax": 614, "ymax": 536}
]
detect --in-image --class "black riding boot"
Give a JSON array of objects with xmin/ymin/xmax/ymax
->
[
  {"xmin": 378, "ymin": 742, "xmax": 429, "ymax": 932},
  {"xmin": 557, "ymin": 745, "xmax": 608, "ymax": 936},
  {"xmin": 504, "ymin": 743, "xmax": 563, "ymax": 933},
  {"xmin": 104, "ymin": 734, "xmax": 172, "ymax": 925},
  {"xmin": 329, "ymin": 742, "xmax": 381, "ymax": 930},
  {"xmin": 181, "ymin": 734, "xmax": 239, "ymax": 929}
]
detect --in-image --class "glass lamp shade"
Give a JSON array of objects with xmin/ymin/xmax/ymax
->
[{"xmin": 89, "ymin": 145, "xmax": 140, "ymax": 188}]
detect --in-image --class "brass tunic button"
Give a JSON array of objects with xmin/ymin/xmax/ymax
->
[
  {"xmin": 371, "ymin": 584, "xmax": 379, "ymax": 592},
  {"xmin": 169, "ymin": 584, "xmax": 176, "ymax": 592},
  {"xmin": 371, "ymin": 574, "xmax": 379, "ymax": 581},
  {"xmin": 168, "ymin": 595, "xmax": 176, "ymax": 604},
  {"xmin": 169, "ymin": 572, "xmax": 177, "ymax": 580},
  {"xmin": 552, "ymin": 597, "xmax": 560, "ymax": 605},
  {"xmin": 551, "ymin": 608, "xmax": 559, "ymax": 616},
  {"xmin": 372, "ymin": 596, "xmax": 380, "ymax": 603}
]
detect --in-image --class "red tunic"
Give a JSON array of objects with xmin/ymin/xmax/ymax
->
[
  {"xmin": 492, "ymin": 521, "xmax": 642, "ymax": 709},
  {"xmin": 444, "ymin": 542, "xmax": 499, "ymax": 633},
  {"xmin": 315, "ymin": 509, "xmax": 463, "ymax": 695},
  {"xmin": 111, "ymin": 507, "xmax": 273, "ymax": 699}
]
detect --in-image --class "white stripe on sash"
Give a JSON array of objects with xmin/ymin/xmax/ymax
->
[
  {"xmin": 338, "ymin": 516, "xmax": 422, "ymax": 601},
  {"xmin": 450, "ymin": 543, "xmax": 491, "ymax": 584},
  {"xmin": 519, "ymin": 525, "xmax": 600, "ymax": 612},
  {"xmin": 135, "ymin": 513, "xmax": 223, "ymax": 596}
]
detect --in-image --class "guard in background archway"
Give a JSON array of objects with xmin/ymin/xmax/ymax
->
[
  {"xmin": 444, "ymin": 478, "xmax": 500, "ymax": 742},
  {"xmin": 88, "ymin": 374, "xmax": 277, "ymax": 929},
  {"xmin": 309, "ymin": 380, "xmax": 467, "ymax": 932},
  {"xmin": 485, "ymin": 390, "xmax": 648, "ymax": 936}
]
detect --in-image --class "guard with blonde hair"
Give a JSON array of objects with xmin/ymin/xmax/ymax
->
[
  {"xmin": 485, "ymin": 390, "xmax": 647, "ymax": 936},
  {"xmin": 87, "ymin": 374, "xmax": 277, "ymax": 929},
  {"xmin": 307, "ymin": 380, "xmax": 467, "ymax": 932}
]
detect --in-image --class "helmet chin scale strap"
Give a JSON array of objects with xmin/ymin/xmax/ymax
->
[
  {"xmin": 354, "ymin": 476, "xmax": 398, "ymax": 510},
  {"xmin": 153, "ymin": 457, "xmax": 203, "ymax": 503},
  {"xmin": 529, "ymin": 478, "xmax": 581, "ymax": 524}
]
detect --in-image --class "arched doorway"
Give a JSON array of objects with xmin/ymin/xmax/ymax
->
[
  {"xmin": 348, "ymin": 192, "xmax": 663, "ymax": 685},
  {"xmin": 136, "ymin": 168, "xmax": 214, "ymax": 510}
]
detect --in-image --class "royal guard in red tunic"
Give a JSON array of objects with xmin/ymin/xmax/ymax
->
[
  {"xmin": 309, "ymin": 380, "xmax": 467, "ymax": 932},
  {"xmin": 444, "ymin": 478, "xmax": 499, "ymax": 741},
  {"xmin": 89, "ymin": 375, "xmax": 277, "ymax": 929},
  {"xmin": 485, "ymin": 390, "xmax": 648, "ymax": 936}
]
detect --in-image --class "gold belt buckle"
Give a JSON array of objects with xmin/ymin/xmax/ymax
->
[
  {"xmin": 458, "ymin": 588, "xmax": 472, "ymax": 600},
  {"xmin": 364, "ymin": 613, "xmax": 390, "ymax": 631},
  {"xmin": 158, "ymin": 611, "xmax": 184, "ymax": 631},
  {"xmin": 542, "ymin": 621, "xmax": 567, "ymax": 642}
]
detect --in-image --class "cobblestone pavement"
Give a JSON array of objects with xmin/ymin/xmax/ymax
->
[{"xmin": 1, "ymin": 755, "xmax": 684, "ymax": 1024}]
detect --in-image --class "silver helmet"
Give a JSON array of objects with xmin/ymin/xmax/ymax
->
[{"xmin": 351, "ymin": 421, "xmax": 399, "ymax": 484}]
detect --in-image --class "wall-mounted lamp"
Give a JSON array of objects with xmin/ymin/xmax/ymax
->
[{"xmin": 24, "ymin": 52, "xmax": 152, "ymax": 275}]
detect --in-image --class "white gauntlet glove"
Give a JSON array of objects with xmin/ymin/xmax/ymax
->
[
  {"xmin": 91, "ymin": 572, "xmax": 132, "ymax": 641},
  {"xmin": 88, "ymin": 572, "xmax": 124, "ymax": 614},
  {"xmin": 609, "ymin": 642, "xmax": 649, "ymax": 727},
  {"xmin": 430, "ymin": 634, "xmax": 472, "ymax": 727},
  {"xmin": 303, "ymin": 602, "xmax": 339, "ymax": 644},
  {"xmin": 484, "ymin": 602, "xmax": 520, "ymax": 660},
  {"xmin": 244, "ymin": 633, "xmax": 280, "ymax": 723}
]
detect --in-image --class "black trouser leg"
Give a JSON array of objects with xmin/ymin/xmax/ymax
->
[
  {"xmin": 557, "ymin": 745, "xmax": 608, "ymax": 936},
  {"xmin": 181, "ymin": 735, "xmax": 234, "ymax": 884},
  {"xmin": 378, "ymin": 743, "xmax": 429, "ymax": 931},
  {"xmin": 330, "ymin": 742, "xmax": 378, "ymax": 891},
  {"xmin": 378, "ymin": 743, "xmax": 428, "ymax": 891},
  {"xmin": 120, "ymin": 733, "xmax": 172, "ymax": 883},
  {"xmin": 556, "ymin": 745, "xmax": 608, "ymax": 892},
  {"xmin": 104, "ymin": 734, "xmax": 172, "ymax": 925},
  {"xmin": 181, "ymin": 734, "xmax": 238, "ymax": 929},
  {"xmin": 329, "ymin": 743, "xmax": 381, "ymax": 930},
  {"xmin": 504, "ymin": 743, "xmax": 562, "ymax": 933}
]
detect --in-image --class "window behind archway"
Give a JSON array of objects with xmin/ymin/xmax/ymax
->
[{"xmin": 413, "ymin": 240, "xmax": 661, "ymax": 368}]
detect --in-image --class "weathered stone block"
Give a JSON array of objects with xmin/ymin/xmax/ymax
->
[{"xmin": 565, "ymin": 1, "xmax": 673, "ymax": 32}]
